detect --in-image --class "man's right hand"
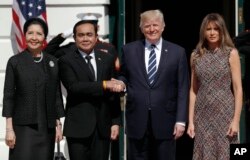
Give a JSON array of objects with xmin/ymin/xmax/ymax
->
[{"xmin": 105, "ymin": 78, "xmax": 125, "ymax": 92}]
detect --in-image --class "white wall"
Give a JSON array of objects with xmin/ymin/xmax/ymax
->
[{"xmin": 0, "ymin": 0, "xmax": 110, "ymax": 159}]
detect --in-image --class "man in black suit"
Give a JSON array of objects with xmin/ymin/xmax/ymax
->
[
  {"xmin": 118, "ymin": 9, "xmax": 189, "ymax": 160},
  {"xmin": 59, "ymin": 20, "xmax": 122, "ymax": 160},
  {"xmin": 45, "ymin": 13, "xmax": 120, "ymax": 71},
  {"xmin": 46, "ymin": 34, "xmax": 120, "ymax": 71}
]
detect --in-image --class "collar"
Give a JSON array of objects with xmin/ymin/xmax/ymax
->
[
  {"xmin": 145, "ymin": 38, "xmax": 162, "ymax": 50},
  {"xmin": 78, "ymin": 49, "xmax": 95, "ymax": 59}
]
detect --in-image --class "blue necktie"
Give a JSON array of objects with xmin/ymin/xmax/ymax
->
[{"xmin": 148, "ymin": 44, "xmax": 157, "ymax": 85}]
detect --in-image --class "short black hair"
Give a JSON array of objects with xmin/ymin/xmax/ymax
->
[
  {"xmin": 23, "ymin": 18, "xmax": 48, "ymax": 38},
  {"xmin": 73, "ymin": 20, "xmax": 98, "ymax": 36}
]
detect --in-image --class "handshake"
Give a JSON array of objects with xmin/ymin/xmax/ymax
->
[{"xmin": 104, "ymin": 78, "xmax": 126, "ymax": 93}]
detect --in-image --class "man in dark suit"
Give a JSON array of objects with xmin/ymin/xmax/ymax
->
[
  {"xmin": 59, "ymin": 20, "xmax": 122, "ymax": 160},
  {"xmin": 46, "ymin": 35, "xmax": 120, "ymax": 71},
  {"xmin": 45, "ymin": 13, "xmax": 120, "ymax": 71},
  {"xmin": 117, "ymin": 9, "xmax": 189, "ymax": 160}
]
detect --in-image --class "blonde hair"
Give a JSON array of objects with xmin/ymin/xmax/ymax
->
[{"xmin": 139, "ymin": 9, "xmax": 165, "ymax": 28}]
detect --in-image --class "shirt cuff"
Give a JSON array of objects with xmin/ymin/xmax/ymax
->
[{"xmin": 176, "ymin": 122, "xmax": 186, "ymax": 127}]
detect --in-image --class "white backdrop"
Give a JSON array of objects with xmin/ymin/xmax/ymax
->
[{"xmin": 0, "ymin": 0, "xmax": 110, "ymax": 159}]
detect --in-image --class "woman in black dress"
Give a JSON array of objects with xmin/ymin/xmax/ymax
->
[{"xmin": 2, "ymin": 18, "xmax": 65, "ymax": 160}]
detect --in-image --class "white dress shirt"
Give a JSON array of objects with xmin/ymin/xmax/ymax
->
[{"xmin": 78, "ymin": 49, "xmax": 97, "ymax": 81}]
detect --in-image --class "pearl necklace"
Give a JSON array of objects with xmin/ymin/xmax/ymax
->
[{"xmin": 34, "ymin": 52, "xmax": 43, "ymax": 63}]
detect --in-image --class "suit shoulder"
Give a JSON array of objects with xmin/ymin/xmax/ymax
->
[
  {"xmin": 95, "ymin": 50, "xmax": 115, "ymax": 64},
  {"xmin": 95, "ymin": 40, "xmax": 117, "ymax": 54},
  {"xmin": 96, "ymin": 41, "xmax": 115, "ymax": 49},
  {"xmin": 8, "ymin": 50, "xmax": 28, "ymax": 61},
  {"xmin": 7, "ymin": 51, "xmax": 31, "ymax": 67},
  {"xmin": 164, "ymin": 40, "xmax": 184, "ymax": 49},
  {"xmin": 59, "ymin": 50, "xmax": 76, "ymax": 62},
  {"xmin": 60, "ymin": 51, "xmax": 72, "ymax": 60},
  {"xmin": 96, "ymin": 40, "xmax": 115, "ymax": 47},
  {"xmin": 7, "ymin": 54, "xmax": 19, "ymax": 65},
  {"xmin": 97, "ymin": 49, "xmax": 114, "ymax": 58},
  {"xmin": 123, "ymin": 40, "xmax": 144, "ymax": 48}
]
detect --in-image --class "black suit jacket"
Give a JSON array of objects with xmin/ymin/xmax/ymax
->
[
  {"xmin": 2, "ymin": 50, "xmax": 64, "ymax": 128},
  {"xmin": 59, "ymin": 49, "xmax": 121, "ymax": 138},
  {"xmin": 119, "ymin": 39, "xmax": 189, "ymax": 139},
  {"xmin": 46, "ymin": 34, "xmax": 119, "ymax": 60}
]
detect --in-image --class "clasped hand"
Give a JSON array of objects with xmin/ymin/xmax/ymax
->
[{"xmin": 106, "ymin": 78, "xmax": 125, "ymax": 92}]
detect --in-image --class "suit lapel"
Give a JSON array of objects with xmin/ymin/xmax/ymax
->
[
  {"xmin": 137, "ymin": 40, "xmax": 150, "ymax": 85},
  {"xmin": 157, "ymin": 41, "xmax": 169, "ymax": 75},
  {"xmin": 74, "ymin": 50, "xmax": 95, "ymax": 81},
  {"xmin": 150, "ymin": 40, "xmax": 169, "ymax": 87},
  {"xmin": 94, "ymin": 51, "xmax": 103, "ymax": 82}
]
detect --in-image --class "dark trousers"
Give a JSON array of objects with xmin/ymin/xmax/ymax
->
[
  {"xmin": 127, "ymin": 111, "xmax": 176, "ymax": 160},
  {"xmin": 66, "ymin": 128, "xmax": 110, "ymax": 160},
  {"xmin": 111, "ymin": 140, "xmax": 120, "ymax": 160}
]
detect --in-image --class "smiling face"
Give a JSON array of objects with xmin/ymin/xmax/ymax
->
[
  {"xmin": 25, "ymin": 24, "xmax": 45, "ymax": 52},
  {"xmin": 74, "ymin": 23, "xmax": 98, "ymax": 54},
  {"xmin": 205, "ymin": 22, "xmax": 220, "ymax": 48},
  {"xmin": 140, "ymin": 17, "xmax": 165, "ymax": 44}
]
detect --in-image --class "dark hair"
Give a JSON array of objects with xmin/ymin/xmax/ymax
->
[
  {"xmin": 23, "ymin": 18, "xmax": 48, "ymax": 38},
  {"xmin": 73, "ymin": 20, "xmax": 98, "ymax": 36}
]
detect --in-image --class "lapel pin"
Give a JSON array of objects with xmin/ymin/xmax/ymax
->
[
  {"xmin": 49, "ymin": 61, "xmax": 55, "ymax": 67},
  {"xmin": 100, "ymin": 49, "xmax": 108, "ymax": 53}
]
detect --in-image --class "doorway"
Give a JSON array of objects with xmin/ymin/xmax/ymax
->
[
  {"xmin": 124, "ymin": 0, "xmax": 235, "ymax": 55},
  {"xmin": 123, "ymin": 1, "xmax": 236, "ymax": 160}
]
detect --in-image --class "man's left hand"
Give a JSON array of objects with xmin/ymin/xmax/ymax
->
[
  {"xmin": 173, "ymin": 123, "xmax": 185, "ymax": 140},
  {"xmin": 110, "ymin": 125, "xmax": 119, "ymax": 140}
]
